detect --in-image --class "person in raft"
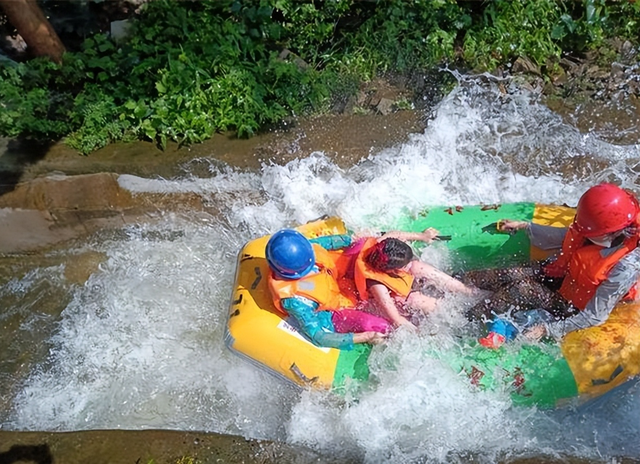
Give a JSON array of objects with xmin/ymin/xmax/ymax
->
[
  {"xmin": 466, "ymin": 183, "xmax": 640, "ymax": 341},
  {"xmin": 348, "ymin": 230, "xmax": 479, "ymax": 328},
  {"xmin": 266, "ymin": 229, "xmax": 391, "ymax": 349}
]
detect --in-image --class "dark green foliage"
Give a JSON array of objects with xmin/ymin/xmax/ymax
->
[
  {"xmin": 0, "ymin": 0, "xmax": 639, "ymax": 154},
  {"xmin": 463, "ymin": 0, "xmax": 640, "ymax": 70},
  {"xmin": 342, "ymin": 0, "xmax": 468, "ymax": 76},
  {"xmin": 463, "ymin": 0, "xmax": 564, "ymax": 69},
  {"xmin": 600, "ymin": 0, "xmax": 640, "ymax": 41},
  {"xmin": 552, "ymin": 0, "xmax": 608, "ymax": 53},
  {"xmin": 0, "ymin": 59, "xmax": 73, "ymax": 139},
  {"xmin": 1, "ymin": 0, "xmax": 330, "ymax": 153}
]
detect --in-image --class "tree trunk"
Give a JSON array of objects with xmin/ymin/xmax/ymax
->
[{"xmin": 0, "ymin": 0, "xmax": 65, "ymax": 63}]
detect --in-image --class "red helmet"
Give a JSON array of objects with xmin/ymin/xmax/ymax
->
[{"xmin": 573, "ymin": 183, "xmax": 640, "ymax": 237}]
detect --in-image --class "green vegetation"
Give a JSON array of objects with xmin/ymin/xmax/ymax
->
[
  {"xmin": 1, "ymin": 0, "xmax": 639, "ymax": 154},
  {"xmin": 463, "ymin": 0, "xmax": 565, "ymax": 69}
]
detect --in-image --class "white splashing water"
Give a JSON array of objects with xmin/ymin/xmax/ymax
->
[{"xmin": 3, "ymin": 76, "xmax": 640, "ymax": 463}]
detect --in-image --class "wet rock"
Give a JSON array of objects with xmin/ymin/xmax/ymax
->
[
  {"xmin": 363, "ymin": 78, "xmax": 413, "ymax": 113},
  {"xmin": 491, "ymin": 67, "xmax": 505, "ymax": 78},
  {"xmin": 550, "ymin": 66, "xmax": 568, "ymax": 86},
  {"xmin": 0, "ymin": 430, "xmax": 333, "ymax": 464},
  {"xmin": 0, "ymin": 172, "xmax": 133, "ymax": 211},
  {"xmin": 375, "ymin": 97, "xmax": 395, "ymax": 115},
  {"xmin": 0, "ymin": 173, "xmax": 212, "ymax": 253},
  {"xmin": 611, "ymin": 62, "xmax": 626, "ymax": 81},
  {"xmin": 559, "ymin": 56, "xmax": 582, "ymax": 73},
  {"xmin": 0, "ymin": 209, "xmax": 71, "ymax": 253},
  {"xmin": 586, "ymin": 64, "xmax": 609, "ymax": 80},
  {"xmin": 512, "ymin": 56, "xmax": 541, "ymax": 76},
  {"xmin": 63, "ymin": 251, "xmax": 107, "ymax": 284},
  {"xmin": 620, "ymin": 40, "xmax": 637, "ymax": 63}
]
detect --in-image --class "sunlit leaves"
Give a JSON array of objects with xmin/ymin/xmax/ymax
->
[{"xmin": 1, "ymin": 0, "xmax": 640, "ymax": 153}]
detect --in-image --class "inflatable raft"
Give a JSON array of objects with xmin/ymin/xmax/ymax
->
[{"xmin": 225, "ymin": 204, "xmax": 640, "ymax": 408}]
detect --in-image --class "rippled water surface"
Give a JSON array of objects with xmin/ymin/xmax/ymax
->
[{"xmin": 1, "ymin": 76, "xmax": 640, "ymax": 463}]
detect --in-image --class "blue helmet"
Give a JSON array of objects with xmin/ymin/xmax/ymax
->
[{"xmin": 266, "ymin": 229, "xmax": 315, "ymax": 279}]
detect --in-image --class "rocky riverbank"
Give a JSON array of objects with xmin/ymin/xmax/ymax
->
[
  {"xmin": 0, "ymin": 429, "xmax": 331, "ymax": 464},
  {"xmin": 524, "ymin": 38, "xmax": 640, "ymax": 145},
  {"xmin": 3, "ymin": 39, "xmax": 640, "ymax": 254},
  {"xmin": 0, "ymin": 105, "xmax": 425, "ymax": 254}
]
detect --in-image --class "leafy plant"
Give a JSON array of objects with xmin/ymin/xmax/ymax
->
[
  {"xmin": 0, "ymin": 59, "xmax": 75, "ymax": 139},
  {"xmin": 602, "ymin": 0, "xmax": 640, "ymax": 41},
  {"xmin": 66, "ymin": 92, "xmax": 133, "ymax": 154},
  {"xmin": 463, "ymin": 0, "xmax": 564, "ymax": 70},
  {"xmin": 1, "ymin": 0, "xmax": 639, "ymax": 154},
  {"xmin": 341, "ymin": 0, "xmax": 468, "ymax": 77},
  {"xmin": 552, "ymin": 0, "xmax": 608, "ymax": 52}
]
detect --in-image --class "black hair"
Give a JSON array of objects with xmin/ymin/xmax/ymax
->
[{"xmin": 366, "ymin": 238, "xmax": 414, "ymax": 271}]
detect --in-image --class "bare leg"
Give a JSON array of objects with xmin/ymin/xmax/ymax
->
[
  {"xmin": 462, "ymin": 265, "xmax": 567, "ymax": 321},
  {"xmin": 406, "ymin": 292, "xmax": 439, "ymax": 315},
  {"xmin": 408, "ymin": 260, "xmax": 477, "ymax": 295}
]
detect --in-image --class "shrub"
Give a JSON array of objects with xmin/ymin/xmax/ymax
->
[
  {"xmin": 0, "ymin": 0, "xmax": 638, "ymax": 154},
  {"xmin": 463, "ymin": 0, "xmax": 564, "ymax": 70}
]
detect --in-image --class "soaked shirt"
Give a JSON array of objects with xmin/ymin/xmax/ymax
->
[
  {"xmin": 279, "ymin": 234, "xmax": 355, "ymax": 350},
  {"xmin": 545, "ymin": 248, "xmax": 640, "ymax": 339},
  {"xmin": 527, "ymin": 222, "xmax": 567, "ymax": 250},
  {"xmin": 281, "ymin": 295, "xmax": 355, "ymax": 350},
  {"xmin": 526, "ymin": 223, "xmax": 640, "ymax": 339}
]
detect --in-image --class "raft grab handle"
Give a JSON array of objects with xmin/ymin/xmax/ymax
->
[{"xmin": 290, "ymin": 363, "xmax": 319, "ymax": 385}]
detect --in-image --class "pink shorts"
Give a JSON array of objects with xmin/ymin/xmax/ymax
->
[{"xmin": 331, "ymin": 309, "xmax": 392, "ymax": 334}]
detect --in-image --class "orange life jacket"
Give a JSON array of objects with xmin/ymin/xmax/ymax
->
[
  {"xmin": 353, "ymin": 237, "xmax": 414, "ymax": 300},
  {"xmin": 268, "ymin": 244, "xmax": 358, "ymax": 314},
  {"xmin": 558, "ymin": 235, "xmax": 640, "ymax": 310}
]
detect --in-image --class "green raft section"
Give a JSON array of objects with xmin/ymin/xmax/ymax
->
[
  {"xmin": 439, "ymin": 344, "xmax": 577, "ymax": 408},
  {"xmin": 332, "ymin": 203, "xmax": 579, "ymax": 408},
  {"xmin": 334, "ymin": 344, "xmax": 372, "ymax": 392},
  {"xmin": 394, "ymin": 202, "xmax": 536, "ymax": 272},
  {"xmin": 334, "ymin": 342, "xmax": 577, "ymax": 408}
]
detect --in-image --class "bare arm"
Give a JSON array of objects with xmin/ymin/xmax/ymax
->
[
  {"xmin": 408, "ymin": 260, "xmax": 476, "ymax": 295},
  {"xmin": 353, "ymin": 331, "xmax": 387, "ymax": 344},
  {"xmin": 368, "ymin": 282, "xmax": 414, "ymax": 328},
  {"xmin": 379, "ymin": 227, "xmax": 440, "ymax": 244}
]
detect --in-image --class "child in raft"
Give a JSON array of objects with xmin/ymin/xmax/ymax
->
[
  {"xmin": 345, "ymin": 229, "xmax": 479, "ymax": 328},
  {"xmin": 266, "ymin": 227, "xmax": 478, "ymax": 349},
  {"xmin": 266, "ymin": 229, "xmax": 391, "ymax": 350}
]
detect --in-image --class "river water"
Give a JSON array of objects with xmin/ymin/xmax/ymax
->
[{"xmin": 1, "ymin": 74, "xmax": 640, "ymax": 463}]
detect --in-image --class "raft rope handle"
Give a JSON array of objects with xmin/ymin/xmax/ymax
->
[
  {"xmin": 251, "ymin": 267, "xmax": 262, "ymax": 290},
  {"xmin": 592, "ymin": 364, "xmax": 624, "ymax": 386},
  {"xmin": 290, "ymin": 363, "xmax": 319, "ymax": 386}
]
